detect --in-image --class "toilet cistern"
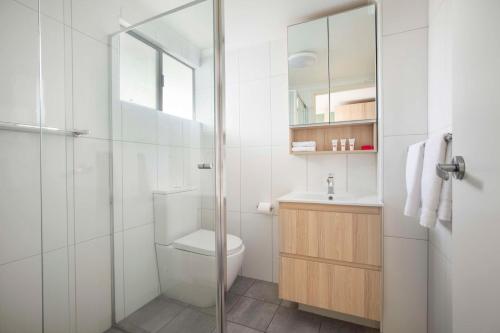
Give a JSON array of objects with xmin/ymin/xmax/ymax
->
[{"xmin": 327, "ymin": 173, "xmax": 335, "ymax": 199}]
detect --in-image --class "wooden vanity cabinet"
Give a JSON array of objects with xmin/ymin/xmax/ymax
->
[{"xmin": 278, "ymin": 202, "xmax": 382, "ymax": 321}]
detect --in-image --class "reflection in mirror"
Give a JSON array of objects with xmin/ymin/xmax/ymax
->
[
  {"xmin": 329, "ymin": 5, "xmax": 376, "ymax": 122},
  {"xmin": 288, "ymin": 18, "xmax": 329, "ymax": 126},
  {"xmin": 287, "ymin": 5, "xmax": 376, "ymax": 126}
]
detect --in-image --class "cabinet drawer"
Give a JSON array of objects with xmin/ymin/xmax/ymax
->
[
  {"xmin": 279, "ymin": 256, "xmax": 380, "ymax": 321},
  {"xmin": 279, "ymin": 208, "xmax": 381, "ymax": 267}
]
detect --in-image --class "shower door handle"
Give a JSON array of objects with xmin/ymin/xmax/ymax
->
[{"xmin": 197, "ymin": 163, "xmax": 213, "ymax": 170}]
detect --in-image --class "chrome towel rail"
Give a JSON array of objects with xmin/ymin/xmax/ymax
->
[
  {"xmin": 436, "ymin": 133, "xmax": 466, "ymax": 180},
  {"xmin": 0, "ymin": 121, "xmax": 89, "ymax": 137}
]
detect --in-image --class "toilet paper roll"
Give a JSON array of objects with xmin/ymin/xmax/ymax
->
[{"xmin": 256, "ymin": 202, "xmax": 273, "ymax": 214}]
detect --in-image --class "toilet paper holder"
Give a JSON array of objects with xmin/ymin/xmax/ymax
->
[{"xmin": 256, "ymin": 202, "xmax": 274, "ymax": 213}]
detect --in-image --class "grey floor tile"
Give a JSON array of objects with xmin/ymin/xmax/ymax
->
[
  {"xmin": 103, "ymin": 328, "xmax": 126, "ymax": 333},
  {"xmin": 227, "ymin": 296, "xmax": 278, "ymax": 331},
  {"xmin": 116, "ymin": 320, "xmax": 149, "ymax": 333},
  {"xmin": 230, "ymin": 276, "xmax": 256, "ymax": 295},
  {"xmin": 267, "ymin": 306, "xmax": 321, "ymax": 333},
  {"xmin": 194, "ymin": 292, "xmax": 242, "ymax": 316},
  {"xmin": 320, "ymin": 318, "xmax": 379, "ymax": 333},
  {"xmin": 226, "ymin": 292, "xmax": 242, "ymax": 312},
  {"xmin": 279, "ymin": 300, "xmax": 298, "ymax": 309},
  {"xmin": 244, "ymin": 280, "xmax": 280, "ymax": 304},
  {"xmin": 227, "ymin": 322, "xmax": 262, "ymax": 333},
  {"xmin": 157, "ymin": 307, "xmax": 216, "ymax": 333},
  {"xmin": 118, "ymin": 296, "xmax": 186, "ymax": 332}
]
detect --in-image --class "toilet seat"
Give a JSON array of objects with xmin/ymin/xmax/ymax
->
[{"xmin": 172, "ymin": 229, "xmax": 243, "ymax": 256}]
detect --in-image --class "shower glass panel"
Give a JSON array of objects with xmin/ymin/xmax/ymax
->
[
  {"xmin": 111, "ymin": 1, "xmax": 221, "ymax": 332},
  {"xmin": 0, "ymin": 1, "xmax": 43, "ymax": 332}
]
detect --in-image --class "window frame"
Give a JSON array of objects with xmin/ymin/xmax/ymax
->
[{"xmin": 126, "ymin": 31, "xmax": 196, "ymax": 119}]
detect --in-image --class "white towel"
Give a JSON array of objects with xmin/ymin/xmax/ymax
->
[
  {"xmin": 420, "ymin": 133, "xmax": 447, "ymax": 228},
  {"xmin": 404, "ymin": 141, "xmax": 425, "ymax": 217},
  {"xmin": 437, "ymin": 141, "xmax": 452, "ymax": 223},
  {"xmin": 291, "ymin": 146, "xmax": 316, "ymax": 152},
  {"xmin": 292, "ymin": 141, "xmax": 316, "ymax": 147}
]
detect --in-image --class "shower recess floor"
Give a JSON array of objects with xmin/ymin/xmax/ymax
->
[{"xmin": 105, "ymin": 276, "xmax": 379, "ymax": 333}]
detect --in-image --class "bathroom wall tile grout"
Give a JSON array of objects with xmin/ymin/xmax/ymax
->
[{"xmin": 382, "ymin": 25, "xmax": 429, "ymax": 38}]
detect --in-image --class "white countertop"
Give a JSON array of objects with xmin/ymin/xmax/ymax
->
[{"xmin": 277, "ymin": 192, "xmax": 383, "ymax": 207}]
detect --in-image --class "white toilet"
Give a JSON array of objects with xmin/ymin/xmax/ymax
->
[{"xmin": 153, "ymin": 188, "xmax": 245, "ymax": 308}]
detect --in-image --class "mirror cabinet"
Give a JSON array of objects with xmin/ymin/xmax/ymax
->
[{"xmin": 288, "ymin": 5, "xmax": 377, "ymax": 154}]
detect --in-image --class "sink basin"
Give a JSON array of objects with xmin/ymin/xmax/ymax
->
[{"xmin": 277, "ymin": 192, "xmax": 383, "ymax": 207}]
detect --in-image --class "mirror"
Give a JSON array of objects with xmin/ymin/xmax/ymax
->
[
  {"xmin": 288, "ymin": 5, "xmax": 377, "ymax": 126},
  {"xmin": 288, "ymin": 18, "xmax": 329, "ymax": 126}
]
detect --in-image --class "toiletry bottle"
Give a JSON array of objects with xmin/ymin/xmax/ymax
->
[
  {"xmin": 340, "ymin": 138, "xmax": 346, "ymax": 151},
  {"xmin": 332, "ymin": 139, "xmax": 338, "ymax": 151},
  {"xmin": 349, "ymin": 138, "xmax": 355, "ymax": 151}
]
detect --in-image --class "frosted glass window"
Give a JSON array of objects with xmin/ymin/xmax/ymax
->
[
  {"xmin": 120, "ymin": 33, "xmax": 157, "ymax": 109},
  {"xmin": 162, "ymin": 54, "xmax": 193, "ymax": 120}
]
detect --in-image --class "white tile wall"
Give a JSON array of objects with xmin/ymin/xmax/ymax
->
[
  {"xmin": 123, "ymin": 224, "xmax": 160, "ymax": 316},
  {"xmin": 347, "ymin": 154, "xmax": 377, "ymax": 194},
  {"xmin": 225, "ymin": 147, "xmax": 241, "ymax": 212},
  {"xmin": 73, "ymin": 30, "xmax": 110, "ymax": 139},
  {"xmin": 75, "ymin": 236, "xmax": 112, "ymax": 333},
  {"xmin": 226, "ymin": 40, "xmax": 379, "ymax": 281},
  {"xmin": 383, "ymin": 237, "xmax": 428, "ymax": 333},
  {"xmin": 270, "ymin": 75, "xmax": 289, "ymax": 147},
  {"xmin": 382, "ymin": 1, "xmax": 430, "ymax": 331},
  {"xmin": 0, "ymin": 255, "xmax": 42, "ymax": 333},
  {"xmin": 0, "ymin": 132, "xmax": 41, "ymax": 265},
  {"xmin": 241, "ymin": 147, "xmax": 272, "ymax": 213},
  {"xmin": 158, "ymin": 112, "xmax": 184, "ymax": 146},
  {"xmin": 42, "ymin": 135, "xmax": 69, "ymax": 252},
  {"xmin": 225, "ymin": 83, "xmax": 240, "ymax": 147},
  {"xmin": 74, "ymin": 137, "xmax": 111, "ymax": 243},
  {"xmin": 270, "ymin": 39, "xmax": 288, "ymax": 76},
  {"xmin": 0, "ymin": 0, "xmax": 122, "ymax": 332},
  {"xmin": 238, "ymin": 43, "xmax": 270, "ymax": 81},
  {"xmin": 241, "ymin": 213, "xmax": 273, "ymax": 281},
  {"xmin": 272, "ymin": 215, "xmax": 279, "ymax": 283},
  {"xmin": 382, "ymin": 0, "xmax": 428, "ymax": 35},
  {"xmin": 43, "ymin": 248, "xmax": 71, "ymax": 333},
  {"xmin": 428, "ymin": 243, "xmax": 452, "ymax": 333},
  {"xmin": 113, "ymin": 231, "xmax": 125, "ymax": 322},
  {"xmin": 158, "ymin": 145, "xmax": 183, "ymax": 189},
  {"xmin": 307, "ymin": 154, "xmax": 347, "ymax": 193},
  {"xmin": 271, "ymin": 146, "xmax": 307, "ymax": 208},
  {"xmin": 122, "ymin": 142, "xmax": 157, "ymax": 229},
  {"xmin": 227, "ymin": 211, "xmax": 241, "ymax": 237},
  {"xmin": 41, "ymin": 15, "xmax": 66, "ymax": 129},
  {"xmin": 71, "ymin": 0, "xmax": 120, "ymax": 43},
  {"xmin": 0, "ymin": 1, "xmax": 39, "ymax": 125},
  {"xmin": 382, "ymin": 29, "xmax": 428, "ymax": 136},
  {"xmin": 239, "ymin": 79, "xmax": 271, "ymax": 147},
  {"xmin": 122, "ymin": 102, "xmax": 158, "ymax": 144}
]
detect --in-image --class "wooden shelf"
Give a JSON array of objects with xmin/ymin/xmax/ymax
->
[
  {"xmin": 291, "ymin": 149, "xmax": 377, "ymax": 155},
  {"xmin": 289, "ymin": 121, "xmax": 378, "ymax": 154},
  {"xmin": 290, "ymin": 119, "xmax": 376, "ymax": 129}
]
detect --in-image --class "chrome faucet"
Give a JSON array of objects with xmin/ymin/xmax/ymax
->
[{"xmin": 327, "ymin": 173, "xmax": 335, "ymax": 197}]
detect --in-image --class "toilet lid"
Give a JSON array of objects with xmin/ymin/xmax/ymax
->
[{"xmin": 172, "ymin": 229, "xmax": 243, "ymax": 256}]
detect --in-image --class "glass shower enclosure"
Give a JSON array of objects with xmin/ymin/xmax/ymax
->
[{"xmin": 110, "ymin": 0, "xmax": 227, "ymax": 332}]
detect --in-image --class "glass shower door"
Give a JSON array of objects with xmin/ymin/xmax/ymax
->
[{"xmin": 111, "ymin": 1, "xmax": 225, "ymax": 332}]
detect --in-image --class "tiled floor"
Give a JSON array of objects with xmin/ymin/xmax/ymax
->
[{"xmin": 105, "ymin": 276, "xmax": 379, "ymax": 333}]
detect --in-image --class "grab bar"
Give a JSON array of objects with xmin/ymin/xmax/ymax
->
[{"xmin": 0, "ymin": 121, "xmax": 89, "ymax": 137}]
